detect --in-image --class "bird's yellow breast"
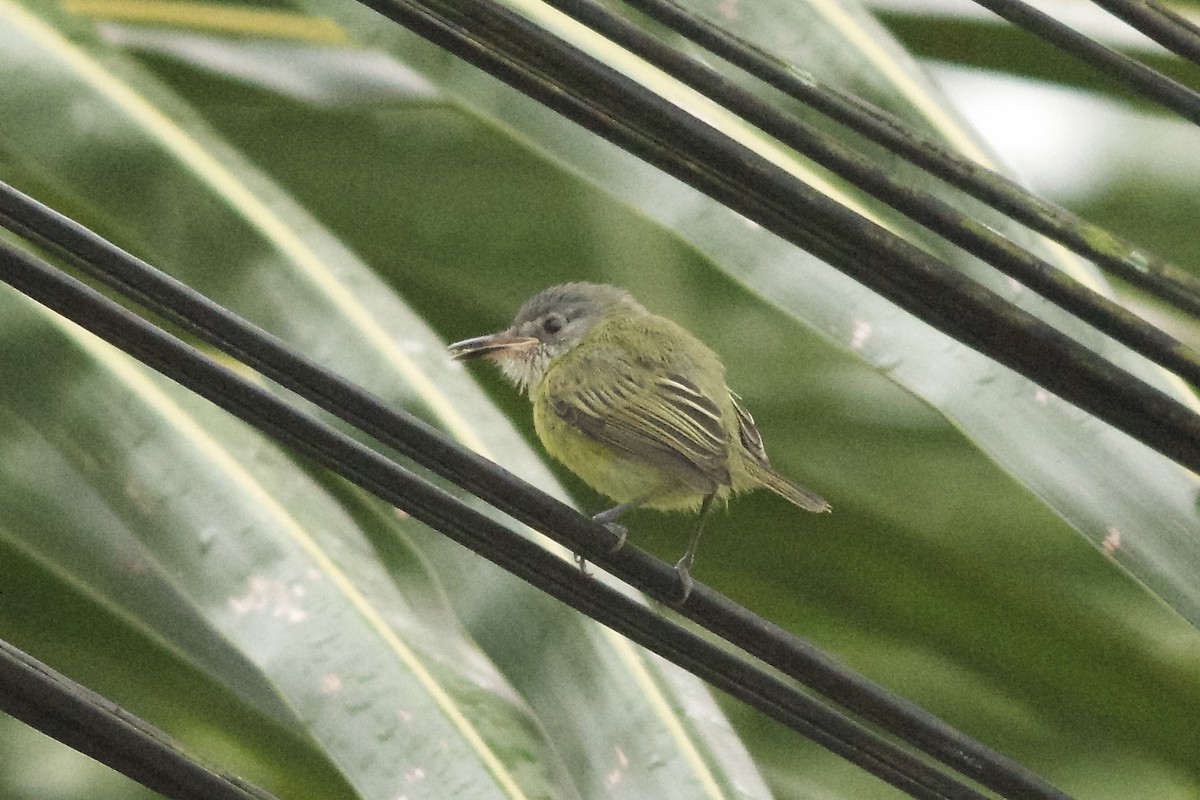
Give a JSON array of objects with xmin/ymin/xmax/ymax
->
[{"xmin": 532, "ymin": 395, "xmax": 720, "ymax": 511}]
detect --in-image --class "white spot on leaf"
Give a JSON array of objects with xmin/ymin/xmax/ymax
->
[
  {"xmin": 850, "ymin": 321, "xmax": 871, "ymax": 350},
  {"xmin": 228, "ymin": 576, "xmax": 307, "ymax": 623},
  {"xmin": 1102, "ymin": 527, "xmax": 1121, "ymax": 557},
  {"xmin": 605, "ymin": 746, "xmax": 629, "ymax": 787}
]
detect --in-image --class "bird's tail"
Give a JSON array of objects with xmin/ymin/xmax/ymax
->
[{"xmin": 745, "ymin": 461, "xmax": 831, "ymax": 513}]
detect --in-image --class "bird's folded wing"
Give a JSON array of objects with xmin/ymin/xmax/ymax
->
[{"xmin": 548, "ymin": 365, "xmax": 731, "ymax": 490}]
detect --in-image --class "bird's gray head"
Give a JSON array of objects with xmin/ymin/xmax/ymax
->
[
  {"xmin": 448, "ymin": 282, "xmax": 645, "ymax": 393},
  {"xmin": 501, "ymin": 283, "xmax": 645, "ymax": 391}
]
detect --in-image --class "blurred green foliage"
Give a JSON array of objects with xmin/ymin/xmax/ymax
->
[{"xmin": 2, "ymin": 0, "xmax": 1199, "ymax": 798}]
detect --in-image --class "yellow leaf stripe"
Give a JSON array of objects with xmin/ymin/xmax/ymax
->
[{"xmin": 62, "ymin": 0, "xmax": 346, "ymax": 42}]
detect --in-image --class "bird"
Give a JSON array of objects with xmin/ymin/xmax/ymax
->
[{"xmin": 448, "ymin": 282, "xmax": 829, "ymax": 601}]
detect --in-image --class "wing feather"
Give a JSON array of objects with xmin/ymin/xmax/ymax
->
[
  {"xmin": 549, "ymin": 366, "xmax": 732, "ymax": 491},
  {"xmin": 730, "ymin": 393, "xmax": 769, "ymax": 466}
]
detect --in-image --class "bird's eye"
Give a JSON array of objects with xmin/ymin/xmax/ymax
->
[{"xmin": 542, "ymin": 315, "xmax": 564, "ymax": 334}]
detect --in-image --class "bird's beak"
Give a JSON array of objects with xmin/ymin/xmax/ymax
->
[{"xmin": 447, "ymin": 332, "xmax": 539, "ymax": 362}]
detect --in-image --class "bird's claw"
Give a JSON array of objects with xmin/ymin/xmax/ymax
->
[
  {"xmin": 673, "ymin": 558, "xmax": 694, "ymax": 605},
  {"xmin": 573, "ymin": 520, "xmax": 626, "ymax": 578},
  {"xmin": 602, "ymin": 521, "xmax": 627, "ymax": 554}
]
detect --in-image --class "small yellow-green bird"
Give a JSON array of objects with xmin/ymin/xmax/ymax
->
[{"xmin": 449, "ymin": 282, "xmax": 829, "ymax": 600}]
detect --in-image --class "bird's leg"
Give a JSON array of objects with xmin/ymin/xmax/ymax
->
[{"xmin": 673, "ymin": 493, "xmax": 716, "ymax": 604}]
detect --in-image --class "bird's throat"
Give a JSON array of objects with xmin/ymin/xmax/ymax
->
[{"xmin": 498, "ymin": 348, "xmax": 554, "ymax": 395}]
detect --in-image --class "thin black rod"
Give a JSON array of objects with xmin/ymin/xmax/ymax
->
[
  {"xmin": 0, "ymin": 639, "xmax": 280, "ymax": 800},
  {"xmin": 613, "ymin": 0, "xmax": 1200, "ymax": 317},
  {"xmin": 1090, "ymin": 0, "xmax": 1200, "ymax": 65},
  {"xmin": 0, "ymin": 184, "xmax": 1070, "ymax": 800},
  {"xmin": 538, "ymin": 0, "xmax": 1200, "ymax": 388},
  {"xmin": 969, "ymin": 0, "xmax": 1200, "ymax": 125},
  {"xmin": 0, "ymin": 240, "xmax": 992, "ymax": 800}
]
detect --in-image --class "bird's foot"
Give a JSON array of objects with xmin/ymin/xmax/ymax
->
[
  {"xmin": 574, "ymin": 517, "xmax": 626, "ymax": 577},
  {"xmin": 673, "ymin": 557, "xmax": 695, "ymax": 605},
  {"xmin": 590, "ymin": 509, "xmax": 629, "ymax": 554},
  {"xmin": 602, "ymin": 522, "xmax": 627, "ymax": 554}
]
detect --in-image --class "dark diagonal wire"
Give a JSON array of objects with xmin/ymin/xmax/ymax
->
[
  {"xmin": 0, "ymin": 183, "xmax": 1070, "ymax": 800},
  {"xmin": 609, "ymin": 0, "xmax": 1200, "ymax": 316},
  {"xmin": 0, "ymin": 238, "xmax": 996, "ymax": 800},
  {"xmin": 969, "ymin": 0, "xmax": 1200, "ymax": 124},
  {"xmin": 1090, "ymin": 0, "xmax": 1200, "ymax": 65},
  {"xmin": 0, "ymin": 639, "xmax": 281, "ymax": 800},
  {"xmin": 535, "ymin": 0, "xmax": 1200, "ymax": 388}
]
